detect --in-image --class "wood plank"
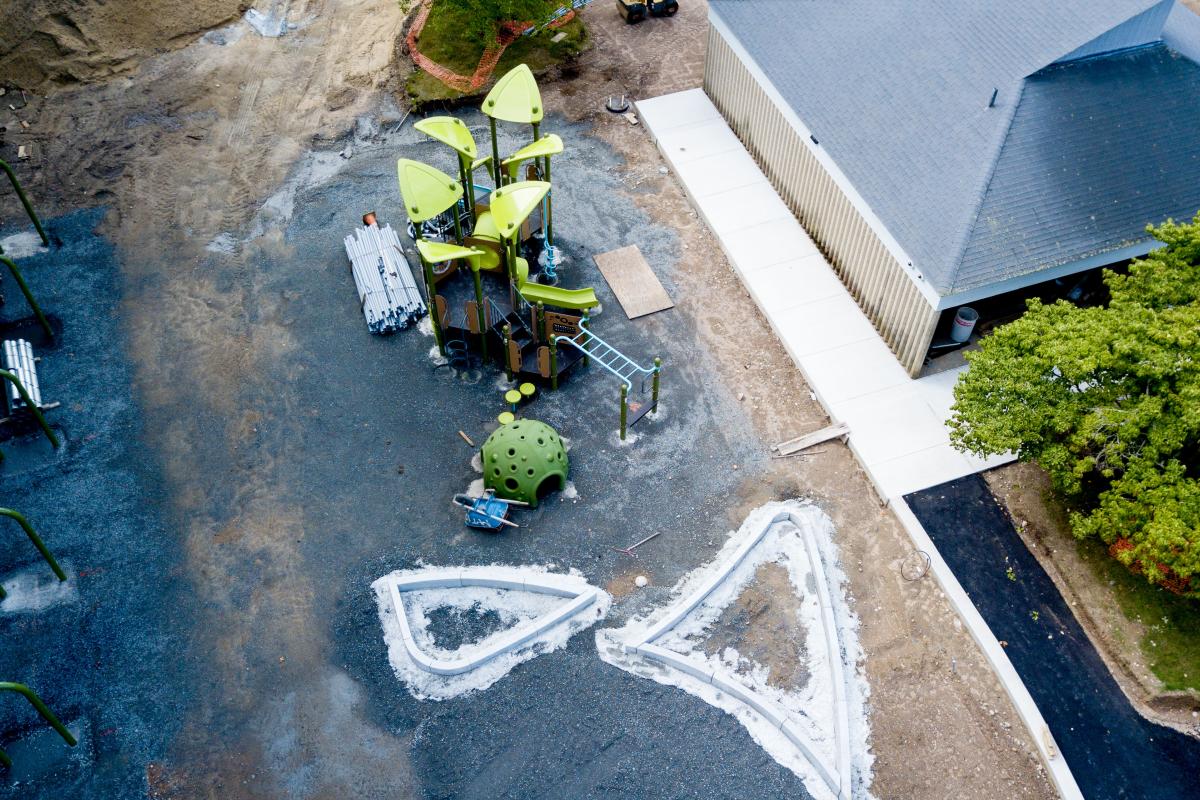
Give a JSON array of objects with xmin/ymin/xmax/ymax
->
[
  {"xmin": 592, "ymin": 245, "xmax": 674, "ymax": 320},
  {"xmin": 771, "ymin": 423, "xmax": 850, "ymax": 456}
]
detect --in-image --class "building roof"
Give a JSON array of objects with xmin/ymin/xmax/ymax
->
[{"xmin": 709, "ymin": 0, "xmax": 1200, "ymax": 296}]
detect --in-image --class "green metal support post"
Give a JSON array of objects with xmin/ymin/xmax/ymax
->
[
  {"xmin": 471, "ymin": 266, "xmax": 487, "ymax": 360},
  {"xmin": 549, "ymin": 335, "xmax": 559, "ymax": 390},
  {"xmin": 502, "ymin": 324, "xmax": 513, "ymax": 381},
  {"xmin": 536, "ymin": 302, "xmax": 545, "ymax": 341},
  {"xmin": 489, "ymin": 119, "xmax": 502, "ymax": 188},
  {"xmin": 457, "ymin": 154, "xmax": 474, "ymax": 219},
  {"xmin": 580, "ymin": 314, "xmax": 591, "ymax": 367},
  {"xmin": 0, "ymin": 256, "xmax": 53, "ymax": 339},
  {"xmin": 652, "ymin": 357, "xmax": 662, "ymax": 412},
  {"xmin": 0, "ymin": 160, "xmax": 48, "ymax": 248},
  {"xmin": 620, "ymin": 384, "xmax": 628, "ymax": 441},
  {"xmin": 415, "ymin": 237, "xmax": 445, "ymax": 356},
  {"xmin": 451, "ymin": 204, "xmax": 464, "ymax": 246},
  {"xmin": 0, "ymin": 370, "xmax": 58, "ymax": 449},
  {"xmin": 0, "ymin": 508, "xmax": 66, "ymax": 600},
  {"xmin": 0, "ymin": 683, "xmax": 77, "ymax": 768}
]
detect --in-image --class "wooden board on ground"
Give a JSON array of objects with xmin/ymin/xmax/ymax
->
[
  {"xmin": 592, "ymin": 245, "xmax": 674, "ymax": 320},
  {"xmin": 771, "ymin": 423, "xmax": 850, "ymax": 456}
]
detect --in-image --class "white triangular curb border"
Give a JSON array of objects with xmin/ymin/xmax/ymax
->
[
  {"xmin": 384, "ymin": 566, "xmax": 605, "ymax": 676},
  {"xmin": 604, "ymin": 509, "xmax": 854, "ymax": 800}
]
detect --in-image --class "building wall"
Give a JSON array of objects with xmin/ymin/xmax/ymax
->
[{"xmin": 703, "ymin": 24, "xmax": 939, "ymax": 376}]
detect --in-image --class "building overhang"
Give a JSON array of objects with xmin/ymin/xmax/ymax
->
[{"xmin": 933, "ymin": 238, "xmax": 1161, "ymax": 310}]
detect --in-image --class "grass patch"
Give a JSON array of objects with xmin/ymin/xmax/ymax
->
[
  {"xmin": 1074, "ymin": 524, "xmax": 1200, "ymax": 692},
  {"xmin": 406, "ymin": 1, "xmax": 589, "ymax": 107},
  {"xmin": 412, "ymin": 1, "xmax": 488, "ymax": 75}
]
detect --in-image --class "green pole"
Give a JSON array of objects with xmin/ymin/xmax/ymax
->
[
  {"xmin": 0, "ymin": 683, "xmax": 78, "ymax": 754},
  {"xmin": 620, "ymin": 384, "xmax": 628, "ymax": 441},
  {"xmin": 507, "ymin": 237, "xmax": 519, "ymax": 284},
  {"xmin": 416, "ymin": 236, "xmax": 445, "ymax": 356},
  {"xmin": 472, "ymin": 266, "xmax": 487, "ymax": 360},
  {"xmin": 652, "ymin": 357, "xmax": 662, "ymax": 413},
  {"xmin": 489, "ymin": 119, "xmax": 502, "ymax": 188},
  {"xmin": 0, "ymin": 256, "xmax": 53, "ymax": 339},
  {"xmin": 451, "ymin": 204, "xmax": 464, "ymax": 246},
  {"xmin": 549, "ymin": 335, "xmax": 559, "ymax": 390},
  {"xmin": 0, "ymin": 370, "xmax": 58, "ymax": 448},
  {"xmin": 0, "ymin": 160, "xmax": 48, "ymax": 246},
  {"xmin": 531, "ymin": 122, "xmax": 539, "ymax": 152},
  {"xmin": 458, "ymin": 154, "xmax": 473, "ymax": 220},
  {"xmin": 581, "ymin": 314, "xmax": 590, "ymax": 367},
  {"xmin": 536, "ymin": 302, "xmax": 545, "ymax": 342},
  {"xmin": 0, "ymin": 508, "xmax": 66, "ymax": 583},
  {"xmin": 502, "ymin": 324, "xmax": 513, "ymax": 381}
]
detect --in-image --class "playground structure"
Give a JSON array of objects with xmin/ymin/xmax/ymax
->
[
  {"xmin": 481, "ymin": 418, "xmax": 568, "ymax": 507},
  {"xmin": 398, "ymin": 64, "xmax": 662, "ymax": 439}
]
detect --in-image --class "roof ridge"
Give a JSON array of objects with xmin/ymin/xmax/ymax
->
[
  {"xmin": 944, "ymin": 80, "xmax": 1026, "ymax": 292},
  {"xmin": 1025, "ymin": 0, "xmax": 1167, "ymax": 76}
]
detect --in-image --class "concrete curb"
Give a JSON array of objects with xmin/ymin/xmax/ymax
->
[
  {"xmin": 620, "ymin": 509, "xmax": 852, "ymax": 800},
  {"xmin": 384, "ymin": 566, "xmax": 605, "ymax": 677},
  {"xmin": 890, "ymin": 499, "xmax": 1083, "ymax": 800}
]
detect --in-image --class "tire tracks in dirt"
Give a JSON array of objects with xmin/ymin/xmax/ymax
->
[{"xmin": 27, "ymin": 1, "xmax": 410, "ymax": 795}]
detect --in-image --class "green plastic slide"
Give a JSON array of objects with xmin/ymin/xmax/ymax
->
[{"xmin": 518, "ymin": 282, "xmax": 598, "ymax": 310}]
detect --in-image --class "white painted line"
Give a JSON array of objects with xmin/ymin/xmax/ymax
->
[{"xmin": 889, "ymin": 499, "xmax": 1083, "ymax": 800}]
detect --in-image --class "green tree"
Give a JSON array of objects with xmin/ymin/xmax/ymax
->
[
  {"xmin": 441, "ymin": 0, "xmax": 557, "ymax": 40},
  {"xmin": 950, "ymin": 215, "xmax": 1200, "ymax": 596}
]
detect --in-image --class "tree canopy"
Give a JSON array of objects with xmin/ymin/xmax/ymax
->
[{"xmin": 950, "ymin": 215, "xmax": 1200, "ymax": 596}]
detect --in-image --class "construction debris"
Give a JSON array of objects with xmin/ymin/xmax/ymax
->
[
  {"xmin": 771, "ymin": 422, "xmax": 849, "ymax": 457},
  {"xmin": 343, "ymin": 219, "xmax": 426, "ymax": 334},
  {"xmin": 3, "ymin": 339, "xmax": 42, "ymax": 409}
]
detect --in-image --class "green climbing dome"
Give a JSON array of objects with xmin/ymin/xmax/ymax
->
[{"xmin": 481, "ymin": 419, "xmax": 568, "ymax": 508}]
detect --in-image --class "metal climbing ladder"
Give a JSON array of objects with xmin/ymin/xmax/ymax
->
[
  {"xmin": 560, "ymin": 317, "xmax": 655, "ymax": 391},
  {"xmin": 556, "ymin": 317, "xmax": 661, "ymax": 439}
]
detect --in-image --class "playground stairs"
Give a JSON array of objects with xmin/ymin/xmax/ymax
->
[{"xmin": 485, "ymin": 307, "xmax": 584, "ymax": 381}]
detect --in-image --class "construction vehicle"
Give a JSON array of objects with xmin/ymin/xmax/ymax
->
[{"xmin": 616, "ymin": 0, "xmax": 678, "ymax": 24}]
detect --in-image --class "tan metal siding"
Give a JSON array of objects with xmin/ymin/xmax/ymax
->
[{"xmin": 703, "ymin": 26, "xmax": 938, "ymax": 377}]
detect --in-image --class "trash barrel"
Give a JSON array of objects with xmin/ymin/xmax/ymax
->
[{"xmin": 950, "ymin": 307, "xmax": 978, "ymax": 343}]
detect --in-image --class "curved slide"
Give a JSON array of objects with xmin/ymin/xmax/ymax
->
[{"xmin": 517, "ymin": 282, "xmax": 598, "ymax": 311}]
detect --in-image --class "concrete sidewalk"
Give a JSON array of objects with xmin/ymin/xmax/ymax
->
[{"xmin": 637, "ymin": 89, "xmax": 1011, "ymax": 500}]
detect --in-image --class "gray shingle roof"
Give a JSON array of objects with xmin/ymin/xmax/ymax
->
[
  {"xmin": 710, "ymin": 0, "xmax": 1200, "ymax": 295},
  {"xmin": 954, "ymin": 43, "xmax": 1200, "ymax": 293}
]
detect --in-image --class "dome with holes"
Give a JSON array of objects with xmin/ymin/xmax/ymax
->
[{"xmin": 481, "ymin": 419, "xmax": 568, "ymax": 508}]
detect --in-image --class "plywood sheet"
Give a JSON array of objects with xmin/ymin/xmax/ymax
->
[{"xmin": 592, "ymin": 245, "xmax": 674, "ymax": 320}]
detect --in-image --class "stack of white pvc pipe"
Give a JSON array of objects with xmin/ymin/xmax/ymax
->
[
  {"xmin": 343, "ymin": 222, "xmax": 426, "ymax": 334},
  {"xmin": 2, "ymin": 338, "xmax": 41, "ymax": 409}
]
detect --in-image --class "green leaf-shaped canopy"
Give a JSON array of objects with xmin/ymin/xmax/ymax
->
[
  {"xmin": 490, "ymin": 181, "xmax": 550, "ymax": 241},
  {"xmin": 396, "ymin": 159, "xmax": 462, "ymax": 223},
  {"xmin": 414, "ymin": 116, "xmax": 477, "ymax": 159},
  {"xmin": 502, "ymin": 133, "xmax": 563, "ymax": 168},
  {"xmin": 415, "ymin": 239, "xmax": 484, "ymax": 264},
  {"xmin": 482, "ymin": 64, "xmax": 543, "ymax": 124}
]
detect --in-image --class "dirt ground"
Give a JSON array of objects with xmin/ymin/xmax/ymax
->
[
  {"xmin": 987, "ymin": 463, "xmax": 1200, "ymax": 734},
  {"xmin": 0, "ymin": 1, "xmax": 1058, "ymax": 797}
]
